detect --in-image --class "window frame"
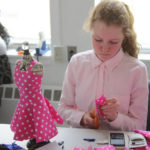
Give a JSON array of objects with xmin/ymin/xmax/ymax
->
[{"xmin": 0, "ymin": 0, "xmax": 51, "ymax": 51}]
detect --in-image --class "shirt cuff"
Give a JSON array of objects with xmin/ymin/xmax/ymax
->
[
  {"xmin": 69, "ymin": 110, "xmax": 85, "ymax": 128},
  {"xmin": 106, "ymin": 113, "xmax": 123, "ymax": 129}
]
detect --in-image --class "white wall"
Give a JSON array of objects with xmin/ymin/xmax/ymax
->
[
  {"xmin": 8, "ymin": 55, "xmax": 67, "ymax": 86},
  {"xmin": 50, "ymin": 0, "xmax": 93, "ymax": 53},
  {"xmin": 40, "ymin": 0, "xmax": 94, "ymax": 86},
  {"xmin": 7, "ymin": 0, "xmax": 94, "ymax": 87},
  {"xmin": 7, "ymin": 0, "xmax": 150, "ymax": 86}
]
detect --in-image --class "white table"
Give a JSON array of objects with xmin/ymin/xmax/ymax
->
[
  {"xmin": 52, "ymin": 127, "xmax": 109, "ymax": 150},
  {"xmin": 0, "ymin": 124, "xmax": 110, "ymax": 149},
  {"xmin": 1, "ymin": 124, "xmax": 136, "ymax": 150}
]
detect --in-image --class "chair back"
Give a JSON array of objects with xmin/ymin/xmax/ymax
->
[{"xmin": 146, "ymin": 80, "xmax": 150, "ymax": 130}]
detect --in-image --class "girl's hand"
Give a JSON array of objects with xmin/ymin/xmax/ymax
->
[
  {"xmin": 101, "ymin": 98, "xmax": 120, "ymax": 121},
  {"xmin": 80, "ymin": 111, "xmax": 95, "ymax": 128}
]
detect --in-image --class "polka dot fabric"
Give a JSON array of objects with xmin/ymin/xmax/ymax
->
[
  {"xmin": 73, "ymin": 145, "xmax": 115, "ymax": 150},
  {"xmin": 133, "ymin": 129, "xmax": 150, "ymax": 150},
  {"xmin": 134, "ymin": 129, "xmax": 150, "ymax": 140},
  {"xmin": 74, "ymin": 145, "xmax": 92, "ymax": 150},
  {"xmin": 94, "ymin": 145, "xmax": 116, "ymax": 150},
  {"xmin": 95, "ymin": 94, "xmax": 106, "ymax": 118},
  {"xmin": 10, "ymin": 60, "xmax": 64, "ymax": 143}
]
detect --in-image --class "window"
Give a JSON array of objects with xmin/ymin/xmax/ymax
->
[
  {"xmin": 0, "ymin": 0, "xmax": 50, "ymax": 49},
  {"xmin": 95, "ymin": 0, "xmax": 150, "ymax": 51}
]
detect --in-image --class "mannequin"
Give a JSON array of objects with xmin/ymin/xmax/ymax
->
[
  {"xmin": 18, "ymin": 48, "xmax": 43, "ymax": 75},
  {"xmin": 10, "ymin": 45, "xmax": 64, "ymax": 150}
]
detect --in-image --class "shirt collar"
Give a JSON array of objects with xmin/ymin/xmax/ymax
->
[{"xmin": 91, "ymin": 48, "xmax": 124, "ymax": 71}]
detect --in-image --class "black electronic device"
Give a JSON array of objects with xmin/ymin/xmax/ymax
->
[{"xmin": 110, "ymin": 133, "xmax": 125, "ymax": 147}]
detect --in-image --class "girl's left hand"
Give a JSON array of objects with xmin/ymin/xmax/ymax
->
[{"xmin": 101, "ymin": 98, "xmax": 120, "ymax": 122}]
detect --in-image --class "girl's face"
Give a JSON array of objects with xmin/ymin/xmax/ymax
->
[{"xmin": 91, "ymin": 20, "xmax": 124, "ymax": 62}]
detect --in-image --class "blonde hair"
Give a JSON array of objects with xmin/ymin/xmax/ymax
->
[{"xmin": 84, "ymin": 0, "xmax": 139, "ymax": 58}]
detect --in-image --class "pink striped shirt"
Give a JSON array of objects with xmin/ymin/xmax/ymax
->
[{"xmin": 58, "ymin": 49, "xmax": 149, "ymax": 131}]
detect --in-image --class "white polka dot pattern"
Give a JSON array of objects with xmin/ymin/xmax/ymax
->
[
  {"xmin": 10, "ymin": 60, "xmax": 64, "ymax": 143},
  {"xmin": 73, "ymin": 145, "xmax": 115, "ymax": 150}
]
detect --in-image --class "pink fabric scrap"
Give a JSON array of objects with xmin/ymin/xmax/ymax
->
[
  {"xmin": 73, "ymin": 145, "xmax": 92, "ymax": 150},
  {"xmin": 134, "ymin": 129, "xmax": 150, "ymax": 150},
  {"xmin": 134, "ymin": 129, "xmax": 150, "ymax": 140},
  {"xmin": 95, "ymin": 94, "xmax": 106, "ymax": 118},
  {"xmin": 94, "ymin": 145, "xmax": 115, "ymax": 150}
]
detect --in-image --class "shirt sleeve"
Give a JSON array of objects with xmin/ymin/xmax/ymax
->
[
  {"xmin": 108, "ymin": 64, "xmax": 149, "ymax": 131},
  {"xmin": 57, "ymin": 56, "xmax": 85, "ymax": 127}
]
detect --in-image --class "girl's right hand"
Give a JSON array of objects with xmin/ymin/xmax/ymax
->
[
  {"xmin": 80, "ymin": 112, "xmax": 95, "ymax": 128},
  {"xmin": 80, "ymin": 111, "xmax": 99, "ymax": 128}
]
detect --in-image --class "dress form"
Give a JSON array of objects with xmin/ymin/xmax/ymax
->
[
  {"xmin": 11, "ymin": 46, "xmax": 64, "ymax": 150},
  {"xmin": 18, "ymin": 48, "xmax": 43, "ymax": 75}
]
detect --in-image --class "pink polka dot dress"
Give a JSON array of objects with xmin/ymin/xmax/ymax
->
[{"xmin": 10, "ymin": 60, "xmax": 64, "ymax": 143}]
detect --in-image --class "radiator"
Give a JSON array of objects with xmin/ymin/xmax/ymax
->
[
  {"xmin": 0, "ymin": 84, "xmax": 62, "ymax": 102},
  {"xmin": 0, "ymin": 84, "xmax": 62, "ymax": 124}
]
